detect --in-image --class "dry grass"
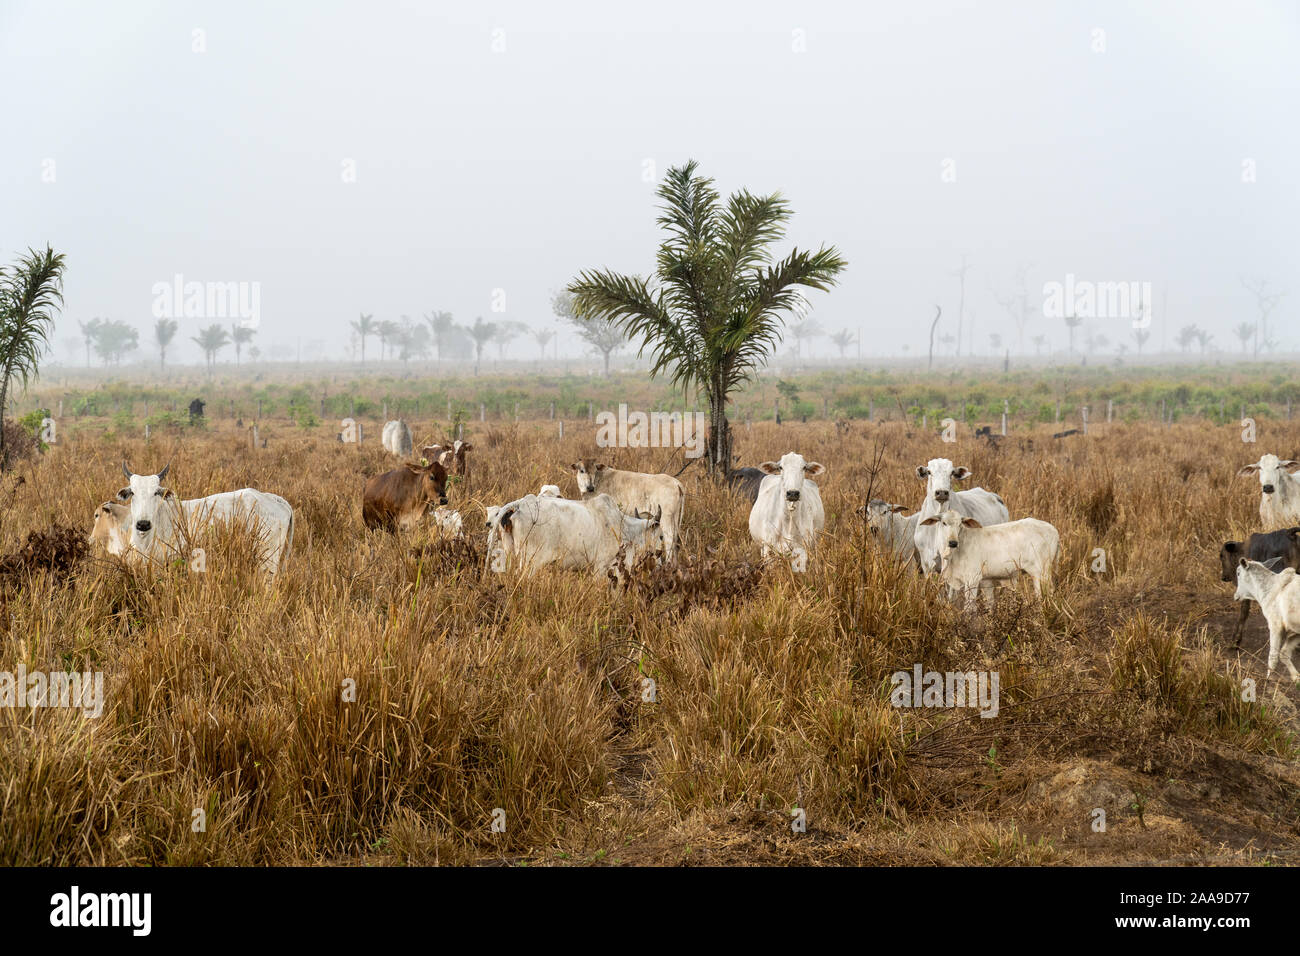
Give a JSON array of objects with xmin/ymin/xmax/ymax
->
[{"xmin": 1, "ymin": 413, "xmax": 1298, "ymax": 866}]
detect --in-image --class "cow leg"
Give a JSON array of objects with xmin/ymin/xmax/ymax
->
[
  {"xmin": 1232, "ymin": 600, "xmax": 1251, "ymax": 648},
  {"xmin": 1266, "ymin": 625, "xmax": 1283, "ymax": 678},
  {"xmin": 1283, "ymin": 636, "xmax": 1300, "ymax": 682}
]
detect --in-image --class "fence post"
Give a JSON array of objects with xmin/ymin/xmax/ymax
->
[
  {"xmin": 1082, "ymin": 406, "xmax": 1089, "ymax": 435},
  {"xmin": 479, "ymin": 403, "xmax": 485, "ymax": 422},
  {"xmin": 1001, "ymin": 399, "xmax": 1009, "ymax": 436},
  {"xmin": 549, "ymin": 402, "xmax": 555, "ymax": 420},
  {"xmin": 558, "ymin": 420, "xmax": 564, "ymax": 440},
  {"xmin": 1107, "ymin": 399, "xmax": 1113, "ymax": 423}
]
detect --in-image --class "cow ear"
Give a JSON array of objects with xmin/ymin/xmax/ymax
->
[
  {"xmin": 162, "ymin": 489, "xmax": 177, "ymax": 500},
  {"xmin": 1223, "ymin": 541, "xmax": 1239, "ymax": 553},
  {"xmin": 890, "ymin": 504, "xmax": 909, "ymax": 514},
  {"xmin": 1237, "ymin": 464, "xmax": 1261, "ymax": 477},
  {"xmin": 595, "ymin": 463, "xmax": 606, "ymax": 471},
  {"xmin": 914, "ymin": 466, "xmax": 929, "ymax": 480},
  {"xmin": 117, "ymin": 487, "xmax": 133, "ymax": 500},
  {"xmin": 759, "ymin": 461, "xmax": 781, "ymax": 475},
  {"xmin": 803, "ymin": 462, "xmax": 825, "ymax": 476},
  {"xmin": 570, "ymin": 462, "xmax": 581, "ymax": 472},
  {"xmin": 919, "ymin": 516, "xmax": 940, "ymax": 526},
  {"xmin": 460, "ymin": 443, "xmax": 473, "ymax": 452},
  {"xmin": 405, "ymin": 462, "xmax": 423, "ymax": 474},
  {"xmin": 1239, "ymin": 557, "xmax": 1249, "ymax": 568},
  {"xmin": 961, "ymin": 517, "xmax": 983, "ymax": 529},
  {"xmin": 1282, "ymin": 460, "xmax": 1300, "ymax": 470},
  {"xmin": 952, "ymin": 467, "xmax": 971, "ymax": 481}
]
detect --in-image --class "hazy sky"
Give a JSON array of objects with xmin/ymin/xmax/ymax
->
[{"xmin": 3, "ymin": 0, "xmax": 1297, "ymax": 367}]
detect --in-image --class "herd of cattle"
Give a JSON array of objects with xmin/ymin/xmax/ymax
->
[{"xmin": 84, "ymin": 421, "xmax": 1300, "ymax": 680}]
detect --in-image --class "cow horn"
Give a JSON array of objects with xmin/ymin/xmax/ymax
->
[
  {"xmin": 122, "ymin": 461, "xmax": 133, "ymax": 479},
  {"xmin": 157, "ymin": 461, "xmax": 170, "ymax": 481}
]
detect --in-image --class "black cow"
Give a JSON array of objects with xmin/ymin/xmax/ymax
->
[{"xmin": 725, "ymin": 467, "xmax": 766, "ymax": 505}]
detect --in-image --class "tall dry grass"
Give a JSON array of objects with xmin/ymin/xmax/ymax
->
[{"xmin": 0, "ymin": 413, "xmax": 1296, "ymax": 865}]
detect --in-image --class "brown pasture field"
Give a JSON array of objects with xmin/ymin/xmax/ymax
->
[{"xmin": 2, "ymin": 411, "xmax": 1298, "ymax": 866}]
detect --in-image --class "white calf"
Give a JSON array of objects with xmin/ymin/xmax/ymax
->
[
  {"xmin": 748, "ymin": 452, "xmax": 825, "ymax": 573},
  {"xmin": 862, "ymin": 499, "xmax": 921, "ymax": 569},
  {"xmin": 1234, "ymin": 558, "xmax": 1300, "ymax": 680},
  {"xmin": 919, "ymin": 510, "xmax": 1059, "ymax": 605},
  {"xmin": 913, "ymin": 458, "xmax": 1010, "ymax": 574}
]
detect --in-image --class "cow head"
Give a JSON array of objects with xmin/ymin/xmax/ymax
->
[
  {"xmin": 1219, "ymin": 540, "xmax": 1243, "ymax": 582},
  {"xmin": 538, "ymin": 484, "xmax": 561, "ymax": 498},
  {"xmin": 570, "ymin": 459, "xmax": 608, "ymax": 495},
  {"xmin": 861, "ymin": 498, "xmax": 909, "ymax": 537},
  {"xmin": 759, "ymin": 452, "xmax": 825, "ymax": 507},
  {"xmin": 634, "ymin": 506, "xmax": 666, "ymax": 558},
  {"xmin": 1234, "ymin": 557, "xmax": 1281, "ymax": 602},
  {"xmin": 406, "ymin": 458, "xmax": 449, "ymax": 507},
  {"xmin": 915, "ymin": 458, "xmax": 971, "ymax": 505},
  {"xmin": 89, "ymin": 500, "xmax": 130, "ymax": 553},
  {"xmin": 1237, "ymin": 454, "xmax": 1300, "ymax": 496},
  {"xmin": 918, "ymin": 510, "xmax": 981, "ymax": 567},
  {"xmin": 118, "ymin": 462, "xmax": 176, "ymax": 554}
]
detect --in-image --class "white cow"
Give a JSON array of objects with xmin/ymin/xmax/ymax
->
[
  {"xmin": 571, "ymin": 460, "xmax": 685, "ymax": 562},
  {"xmin": 1234, "ymin": 558, "xmax": 1300, "ymax": 680},
  {"xmin": 748, "ymin": 452, "xmax": 825, "ymax": 573},
  {"xmin": 382, "ymin": 420, "xmax": 414, "ymax": 457},
  {"xmin": 432, "ymin": 506, "xmax": 464, "ymax": 538},
  {"xmin": 117, "ymin": 464, "xmax": 294, "ymax": 575},
  {"xmin": 538, "ymin": 484, "xmax": 562, "ymax": 498},
  {"xmin": 913, "ymin": 458, "xmax": 1010, "ymax": 574},
  {"xmin": 1237, "ymin": 454, "xmax": 1300, "ymax": 529},
  {"xmin": 918, "ymin": 510, "xmax": 1059, "ymax": 605},
  {"xmin": 484, "ymin": 505, "xmax": 507, "ymax": 572},
  {"xmin": 862, "ymin": 499, "xmax": 921, "ymax": 569},
  {"xmin": 492, "ymin": 493, "xmax": 664, "ymax": 576}
]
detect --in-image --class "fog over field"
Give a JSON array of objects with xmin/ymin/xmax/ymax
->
[{"xmin": 3, "ymin": 0, "xmax": 1297, "ymax": 369}]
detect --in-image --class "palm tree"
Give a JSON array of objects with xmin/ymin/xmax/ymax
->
[
  {"xmin": 192, "ymin": 323, "xmax": 231, "ymax": 375},
  {"xmin": 1194, "ymin": 328, "xmax": 1213, "ymax": 354},
  {"xmin": 467, "ymin": 316, "xmax": 497, "ymax": 375},
  {"xmin": 376, "ymin": 320, "xmax": 401, "ymax": 362},
  {"xmin": 0, "ymin": 246, "xmax": 65, "ymax": 469},
  {"xmin": 788, "ymin": 316, "xmax": 824, "ymax": 362},
  {"xmin": 230, "ymin": 323, "xmax": 254, "ymax": 365},
  {"xmin": 568, "ymin": 160, "xmax": 846, "ymax": 471},
  {"xmin": 1064, "ymin": 314, "xmax": 1083, "ymax": 356},
  {"xmin": 1233, "ymin": 321, "xmax": 1256, "ymax": 353},
  {"xmin": 1176, "ymin": 324, "xmax": 1199, "ymax": 353},
  {"xmin": 78, "ymin": 318, "xmax": 102, "ymax": 368},
  {"xmin": 350, "ymin": 313, "xmax": 375, "ymax": 364},
  {"xmin": 424, "ymin": 311, "xmax": 455, "ymax": 362},
  {"xmin": 829, "ymin": 329, "xmax": 856, "ymax": 359},
  {"xmin": 155, "ymin": 318, "xmax": 178, "ymax": 370},
  {"xmin": 532, "ymin": 327, "xmax": 555, "ymax": 364},
  {"xmin": 1133, "ymin": 327, "xmax": 1150, "ymax": 354},
  {"xmin": 1031, "ymin": 334, "xmax": 1047, "ymax": 355}
]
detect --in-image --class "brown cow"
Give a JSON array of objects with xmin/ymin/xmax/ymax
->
[
  {"xmin": 362, "ymin": 452, "xmax": 449, "ymax": 532},
  {"xmin": 428, "ymin": 440, "xmax": 473, "ymax": 484}
]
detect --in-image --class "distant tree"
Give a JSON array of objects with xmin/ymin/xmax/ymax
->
[
  {"xmin": 532, "ymin": 327, "xmax": 555, "ymax": 362},
  {"xmin": 1233, "ymin": 321, "xmax": 1256, "ymax": 353},
  {"xmin": 192, "ymin": 323, "xmax": 231, "ymax": 375},
  {"xmin": 988, "ymin": 332, "xmax": 1002, "ymax": 351},
  {"xmin": 788, "ymin": 316, "xmax": 824, "ymax": 361},
  {"xmin": 154, "ymin": 318, "xmax": 178, "ymax": 370},
  {"xmin": 230, "ymin": 323, "xmax": 255, "ymax": 365},
  {"xmin": 92, "ymin": 319, "xmax": 139, "ymax": 366},
  {"xmin": 1031, "ymin": 334, "xmax": 1047, "ymax": 355},
  {"xmin": 467, "ymin": 316, "xmax": 496, "ymax": 375},
  {"xmin": 350, "ymin": 313, "xmax": 375, "ymax": 364},
  {"xmin": 423, "ymin": 311, "xmax": 456, "ymax": 362},
  {"xmin": 0, "ymin": 246, "xmax": 65, "ymax": 469},
  {"xmin": 553, "ymin": 289, "xmax": 625, "ymax": 376},
  {"xmin": 938, "ymin": 333, "xmax": 955, "ymax": 355},
  {"xmin": 1064, "ymin": 314, "xmax": 1083, "ymax": 356},
  {"xmin": 78, "ymin": 318, "xmax": 102, "ymax": 368},
  {"xmin": 1175, "ymin": 324, "xmax": 1199, "ymax": 353},
  {"xmin": 1194, "ymin": 328, "xmax": 1213, "ymax": 353},
  {"xmin": 376, "ymin": 320, "xmax": 401, "ymax": 361},
  {"xmin": 1240, "ymin": 277, "xmax": 1284, "ymax": 359},
  {"xmin": 1133, "ymin": 327, "xmax": 1150, "ymax": 354},
  {"xmin": 829, "ymin": 328, "xmax": 857, "ymax": 359},
  {"xmin": 992, "ymin": 264, "xmax": 1034, "ymax": 353},
  {"xmin": 491, "ymin": 321, "xmax": 529, "ymax": 359}
]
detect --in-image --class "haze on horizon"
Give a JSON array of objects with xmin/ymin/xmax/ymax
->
[{"xmin": 3, "ymin": 0, "xmax": 1297, "ymax": 371}]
